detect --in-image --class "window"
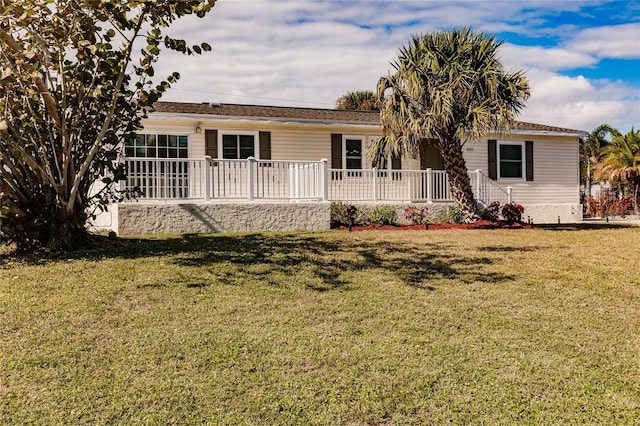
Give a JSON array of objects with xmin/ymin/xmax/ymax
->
[
  {"xmin": 498, "ymin": 142, "xmax": 524, "ymax": 179},
  {"xmin": 345, "ymin": 138, "xmax": 363, "ymax": 169},
  {"xmin": 125, "ymin": 134, "xmax": 188, "ymax": 158},
  {"xmin": 220, "ymin": 133, "xmax": 257, "ymax": 159},
  {"xmin": 341, "ymin": 136, "xmax": 364, "ymax": 177}
]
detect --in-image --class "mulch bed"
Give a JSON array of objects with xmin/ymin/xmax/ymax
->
[{"xmin": 334, "ymin": 220, "xmax": 533, "ymax": 231}]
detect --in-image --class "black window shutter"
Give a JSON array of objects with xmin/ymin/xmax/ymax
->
[
  {"xmin": 259, "ymin": 131, "xmax": 271, "ymax": 160},
  {"xmin": 525, "ymin": 140, "xmax": 534, "ymax": 181},
  {"xmin": 488, "ymin": 139, "xmax": 497, "ymax": 180},
  {"xmin": 331, "ymin": 134, "xmax": 342, "ymax": 169},
  {"xmin": 205, "ymin": 129, "xmax": 218, "ymax": 158},
  {"xmin": 331, "ymin": 134, "xmax": 343, "ymax": 180}
]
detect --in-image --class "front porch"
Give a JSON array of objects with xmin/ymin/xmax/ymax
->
[{"xmin": 122, "ymin": 157, "xmax": 513, "ymax": 206}]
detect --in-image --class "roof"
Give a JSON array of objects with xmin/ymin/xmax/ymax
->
[
  {"xmin": 152, "ymin": 101, "xmax": 379, "ymax": 124},
  {"xmin": 151, "ymin": 101, "xmax": 588, "ymax": 136}
]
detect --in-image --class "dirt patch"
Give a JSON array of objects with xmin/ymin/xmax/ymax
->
[{"xmin": 334, "ymin": 220, "xmax": 533, "ymax": 231}]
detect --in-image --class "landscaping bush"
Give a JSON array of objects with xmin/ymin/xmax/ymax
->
[
  {"xmin": 404, "ymin": 205, "xmax": 429, "ymax": 225},
  {"xmin": 331, "ymin": 202, "xmax": 400, "ymax": 227},
  {"xmin": 446, "ymin": 205, "xmax": 464, "ymax": 224},
  {"xmin": 585, "ymin": 195, "xmax": 634, "ymax": 217},
  {"xmin": 479, "ymin": 201, "xmax": 501, "ymax": 222},
  {"xmin": 330, "ymin": 202, "xmax": 369, "ymax": 228},
  {"xmin": 330, "ymin": 201, "xmax": 349, "ymax": 226},
  {"xmin": 367, "ymin": 205, "xmax": 398, "ymax": 225},
  {"xmin": 501, "ymin": 203, "xmax": 525, "ymax": 223}
]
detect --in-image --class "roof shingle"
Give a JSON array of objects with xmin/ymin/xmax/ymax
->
[{"xmin": 152, "ymin": 101, "xmax": 587, "ymax": 135}]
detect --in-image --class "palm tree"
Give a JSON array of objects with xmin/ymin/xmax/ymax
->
[
  {"xmin": 335, "ymin": 90, "xmax": 379, "ymax": 111},
  {"xmin": 594, "ymin": 128, "xmax": 640, "ymax": 213},
  {"xmin": 580, "ymin": 124, "xmax": 615, "ymax": 201},
  {"xmin": 368, "ymin": 27, "xmax": 530, "ymax": 222}
]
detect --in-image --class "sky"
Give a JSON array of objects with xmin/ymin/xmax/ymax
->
[{"xmin": 154, "ymin": 0, "xmax": 640, "ymax": 133}]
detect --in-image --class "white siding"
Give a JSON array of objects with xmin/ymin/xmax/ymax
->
[
  {"xmin": 140, "ymin": 117, "xmax": 580, "ymax": 207},
  {"xmin": 271, "ymin": 129, "xmax": 331, "ymax": 161},
  {"xmin": 463, "ymin": 136, "xmax": 580, "ymax": 205}
]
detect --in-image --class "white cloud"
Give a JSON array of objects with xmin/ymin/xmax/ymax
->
[
  {"xmin": 565, "ymin": 23, "xmax": 640, "ymax": 59},
  {"xmin": 150, "ymin": 0, "xmax": 639, "ymax": 132},
  {"xmin": 501, "ymin": 43, "xmax": 597, "ymax": 71},
  {"xmin": 521, "ymin": 71, "xmax": 639, "ymax": 131}
]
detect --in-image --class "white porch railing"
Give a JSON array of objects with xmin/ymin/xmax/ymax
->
[
  {"xmin": 123, "ymin": 157, "xmax": 512, "ymax": 204},
  {"xmin": 124, "ymin": 157, "xmax": 327, "ymax": 201},
  {"xmin": 469, "ymin": 169, "xmax": 513, "ymax": 205},
  {"xmin": 328, "ymin": 168, "xmax": 452, "ymax": 202}
]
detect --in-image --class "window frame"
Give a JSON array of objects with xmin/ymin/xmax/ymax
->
[
  {"xmin": 342, "ymin": 135, "xmax": 365, "ymax": 171},
  {"xmin": 218, "ymin": 131, "xmax": 259, "ymax": 160},
  {"xmin": 340, "ymin": 135, "xmax": 365, "ymax": 177},
  {"xmin": 125, "ymin": 133, "xmax": 190, "ymax": 159},
  {"xmin": 497, "ymin": 141, "xmax": 526, "ymax": 180}
]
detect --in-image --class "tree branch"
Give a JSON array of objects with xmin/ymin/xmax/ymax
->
[{"xmin": 0, "ymin": 26, "xmax": 62, "ymax": 127}]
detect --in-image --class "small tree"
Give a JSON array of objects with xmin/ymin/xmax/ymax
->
[
  {"xmin": 580, "ymin": 124, "xmax": 615, "ymax": 200},
  {"xmin": 0, "ymin": 0, "xmax": 215, "ymax": 250},
  {"xmin": 594, "ymin": 128, "xmax": 640, "ymax": 213},
  {"xmin": 335, "ymin": 90, "xmax": 379, "ymax": 111}
]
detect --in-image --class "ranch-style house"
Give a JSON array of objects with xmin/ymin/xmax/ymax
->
[{"xmin": 93, "ymin": 101, "xmax": 588, "ymax": 234}]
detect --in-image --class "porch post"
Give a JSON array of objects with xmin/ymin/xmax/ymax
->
[
  {"xmin": 320, "ymin": 158, "xmax": 329, "ymax": 202},
  {"xmin": 247, "ymin": 156, "xmax": 255, "ymax": 201},
  {"xmin": 475, "ymin": 169, "xmax": 482, "ymax": 203},
  {"xmin": 119, "ymin": 158, "xmax": 126, "ymax": 192},
  {"xmin": 426, "ymin": 168, "xmax": 433, "ymax": 203},
  {"xmin": 204, "ymin": 156, "xmax": 211, "ymax": 202},
  {"xmin": 372, "ymin": 167, "xmax": 378, "ymax": 203},
  {"xmin": 507, "ymin": 186, "xmax": 513, "ymax": 204}
]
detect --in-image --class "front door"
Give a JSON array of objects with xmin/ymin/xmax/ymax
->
[
  {"xmin": 415, "ymin": 139, "xmax": 445, "ymax": 200},
  {"xmin": 419, "ymin": 139, "xmax": 444, "ymax": 170}
]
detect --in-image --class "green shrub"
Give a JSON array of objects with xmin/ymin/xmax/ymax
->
[
  {"xmin": 367, "ymin": 205, "xmax": 397, "ymax": 225},
  {"xmin": 479, "ymin": 201, "xmax": 501, "ymax": 222},
  {"xmin": 446, "ymin": 205, "xmax": 464, "ymax": 224},
  {"xmin": 330, "ymin": 201, "xmax": 349, "ymax": 226},
  {"xmin": 330, "ymin": 202, "xmax": 370, "ymax": 227}
]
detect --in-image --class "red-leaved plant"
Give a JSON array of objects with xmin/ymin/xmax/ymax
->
[
  {"xmin": 501, "ymin": 203, "xmax": 525, "ymax": 223},
  {"xmin": 342, "ymin": 204, "xmax": 358, "ymax": 231},
  {"xmin": 404, "ymin": 205, "xmax": 429, "ymax": 229}
]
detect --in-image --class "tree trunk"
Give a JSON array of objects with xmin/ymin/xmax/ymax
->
[
  {"xmin": 8, "ymin": 183, "xmax": 89, "ymax": 251},
  {"xmin": 440, "ymin": 137, "xmax": 480, "ymax": 223},
  {"xmin": 634, "ymin": 180, "xmax": 640, "ymax": 215}
]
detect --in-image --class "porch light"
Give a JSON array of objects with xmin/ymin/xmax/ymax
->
[{"xmin": 195, "ymin": 126, "xmax": 202, "ymax": 134}]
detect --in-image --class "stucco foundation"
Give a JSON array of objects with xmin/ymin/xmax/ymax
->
[
  {"xmin": 106, "ymin": 200, "xmax": 582, "ymax": 236},
  {"xmin": 519, "ymin": 203, "xmax": 582, "ymax": 224},
  {"xmin": 116, "ymin": 202, "xmax": 331, "ymax": 235}
]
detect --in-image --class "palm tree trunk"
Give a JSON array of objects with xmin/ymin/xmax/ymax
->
[
  {"xmin": 440, "ymin": 138, "xmax": 480, "ymax": 222},
  {"xmin": 585, "ymin": 162, "xmax": 595, "ymax": 216},
  {"xmin": 633, "ymin": 180, "xmax": 640, "ymax": 214}
]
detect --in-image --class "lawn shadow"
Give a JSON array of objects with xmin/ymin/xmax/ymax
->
[
  {"xmin": 536, "ymin": 223, "xmax": 639, "ymax": 231},
  {"xmin": 478, "ymin": 245, "xmax": 545, "ymax": 252},
  {"xmin": 3, "ymin": 232, "xmax": 516, "ymax": 290}
]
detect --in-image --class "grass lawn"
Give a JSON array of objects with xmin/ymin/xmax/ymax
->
[{"xmin": 1, "ymin": 225, "xmax": 639, "ymax": 424}]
